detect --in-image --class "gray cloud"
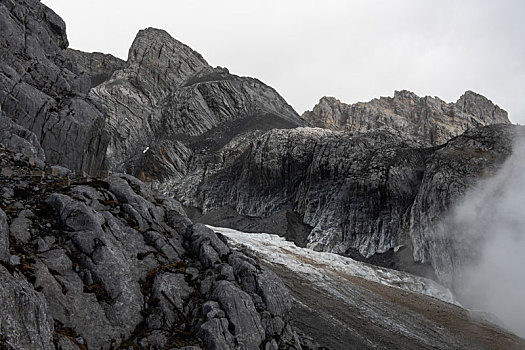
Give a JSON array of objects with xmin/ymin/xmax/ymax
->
[{"xmin": 42, "ymin": 0, "xmax": 525, "ymax": 122}]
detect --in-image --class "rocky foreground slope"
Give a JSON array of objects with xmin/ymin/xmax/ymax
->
[
  {"xmin": 0, "ymin": 146, "xmax": 317, "ymax": 349},
  {"xmin": 302, "ymin": 90, "xmax": 510, "ymax": 146}
]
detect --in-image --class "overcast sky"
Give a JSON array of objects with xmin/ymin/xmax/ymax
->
[{"xmin": 42, "ymin": 0, "xmax": 525, "ymax": 123}]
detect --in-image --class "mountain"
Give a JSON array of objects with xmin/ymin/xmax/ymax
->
[
  {"xmin": 1, "ymin": 0, "xmax": 523, "ymax": 348},
  {"xmin": 86, "ymin": 27, "xmax": 306, "ymax": 182},
  {"xmin": 302, "ymin": 90, "xmax": 510, "ymax": 145}
]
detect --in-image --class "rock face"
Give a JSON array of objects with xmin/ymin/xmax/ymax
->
[
  {"xmin": 302, "ymin": 90, "xmax": 510, "ymax": 146},
  {"xmin": 88, "ymin": 28, "xmax": 306, "ymax": 182},
  {"xmin": 175, "ymin": 124, "xmax": 524, "ymax": 286},
  {"xmin": 176, "ymin": 128, "xmax": 427, "ymax": 259},
  {"xmin": 0, "ymin": 0, "xmax": 108, "ymax": 174},
  {"xmin": 0, "ymin": 146, "xmax": 312, "ymax": 349},
  {"xmin": 0, "ymin": 112, "xmax": 45, "ymax": 164},
  {"xmin": 64, "ymin": 49, "xmax": 126, "ymax": 88}
]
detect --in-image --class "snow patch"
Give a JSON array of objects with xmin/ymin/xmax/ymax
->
[{"xmin": 208, "ymin": 225, "xmax": 458, "ymax": 305}]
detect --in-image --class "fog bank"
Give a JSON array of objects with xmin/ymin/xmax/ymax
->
[{"xmin": 450, "ymin": 133, "xmax": 525, "ymax": 337}]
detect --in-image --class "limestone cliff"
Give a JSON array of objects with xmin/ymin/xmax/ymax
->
[
  {"xmin": 176, "ymin": 124, "xmax": 524, "ymax": 286},
  {"xmin": 0, "ymin": 0, "xmax": 108, "ymax": 174},
  {"xmin": 302, "ymin": 90, "xmax": 510, "ymax": 145}
]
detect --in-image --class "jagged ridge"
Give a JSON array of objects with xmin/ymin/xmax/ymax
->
[{"xmin": 302, "ymin": 90, "xmax": 510, "ymax": 145}]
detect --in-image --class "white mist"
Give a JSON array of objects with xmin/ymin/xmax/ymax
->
[{"xmin": 452, "ymin": 134, "xmax": 525, "ymax": 337}]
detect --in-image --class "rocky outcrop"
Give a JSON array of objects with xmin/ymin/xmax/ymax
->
[
  {"xmin": 0, "ymin": 146, "xmax": 313, "ymax": 349},
  {"xmin": 0, "ymin": 112, "xmax": 45, "ymax": 164},
  {"xmin": 302, "ymin": 90, "xmax": 510, "ymax": 145},
  {"xmin": 0, "ymin": 0, "xmax": 108, "ymax": 174},
  {"xmin": 88, "ymin": 28, "xmax": 306, "ymax": 181}
]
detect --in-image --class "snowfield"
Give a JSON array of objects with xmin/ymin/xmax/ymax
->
[{"xmin": 208, "ymin": 225, "xmax": 458, "ymax": 305}]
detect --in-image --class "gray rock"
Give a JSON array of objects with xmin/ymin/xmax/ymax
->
[
  {"xmin": 9, "ymin": 209, "xmax": 33, "ymax": 244},
  {"xmin": 0, "ymin": 0, "xmax": 108, "ymax": 174},
  {"xmin": 55, "ymin": 335, "xmax": 81, "ymax": 350},
  {"xmin": 64, "ymin": 48, "xmax": 126, "ymax": 88},
  {"xmin": 177, "ymin": 128, "xmax": 426, "ymax": 259},
  {"xmin": 302, "ymin": 90, "xmax": 510, "ymax": 146},
  {"xmin": 0, "ymin": 265, "xmax": 54, "ymax": 350},
  {"xmin": 138, "ymin": 330, "xmax": 169, "ymax": 349},
  {"xmin": 50, "ymin": 165, "xmax": 73, "ymax": 178},
  {"xmin": 8, "ymin": 254, "xmax": 20, "ymax": 266},
  {"xmin": 202, "ymin": 301, "xmax": 225, "ymax": 320},
  {"xmin": 32, "ymin": 257, "xmax": 121, "ymax": 350},
  {"xmin": 0, "ymin": 115, "xmax": 45, "ymax": 162},
  {"xmin": 210, "ymin": 280, "xmax": 265, "ymax": 349},
  {"xmin": 256, "ymin": 268, "xmax": 291, "ymax": 318},
  {"xmin": 229, "ymin": 253, "xmax": 258, "ymax": 294},
  {"xmin": 152, "ymin": 272, "xmax": 193, "ymax": 328},
  {"xmin": 0, "ymin": 209, "xmax": 8, "ymax": 263},
  {"xmin": 190, "ymin": 224, "xmax": 230, "ymax": 257},
  {"xmin": 196, "ymin": 318, "xmax": 235, "ymax": 350},
  {"xmin": 87, "ymin": 27, "xmax": 305, "ymax": 184}
]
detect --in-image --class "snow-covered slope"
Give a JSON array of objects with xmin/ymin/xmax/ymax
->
[{"xmin": 209, "ymin": 226, "xmax": 456, "ymax": 304}]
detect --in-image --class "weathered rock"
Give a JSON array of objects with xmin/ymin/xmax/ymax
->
[
  {"xmin": 64, "ymin": 48, "xmax": 126, "ymax": 88},
  {"xmin": 177, "ymin": 122, "xmax": 525, "ymax": 289},
  {"xmin": 196, "ymin": 317, "xmax": 235, "ymax": 350},
  {"xmin": 9, "ymin": 209, "xmax": 33, "ymax": 244},
  {"xmin": 302, "ymin": 90, "xmax": 510, "ymax": 146},
  {"xmin": 0, "ymin": 114, "xmax": 45, "ymax": 163},
  {"xmin": 0, "ymin": 0, "xmax": 108, "ymax": 174},
  {"xmin": 87, "ymin": 27, "xmax": 306, "ymax": 183},
  {"xmin": 152, "ymin": 272, "xmax": 193, "ymax": 328},
  {"xmin": 0, "ymin": 146, "xmax": 311, "ymax": 349},
  {"xmin": 210, "ymin": 281, "xmax": 266, "ymax": 349},
  {"xmin": 256, "ymin": 268, "xmax": 291, "ymax": 318},
  {"xmin": 0, "ymin": 209, "xmax": 8, "ymax": 263},
  {"xmin": 0, "ymin": 265, "xmax": 54, "ymax": 350},
  {"xmin": 177, "ymin": 127, "xmax": 427, "ymax": 259}
]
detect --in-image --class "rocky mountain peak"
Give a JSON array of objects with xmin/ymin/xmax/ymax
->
[
  {"xmin": 302, "ymin": 90, "xmax": 510, "ymax": 146},
  {"xmin": 123, "ymin": 27, "xmax": 210, "ymax": 95}
]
